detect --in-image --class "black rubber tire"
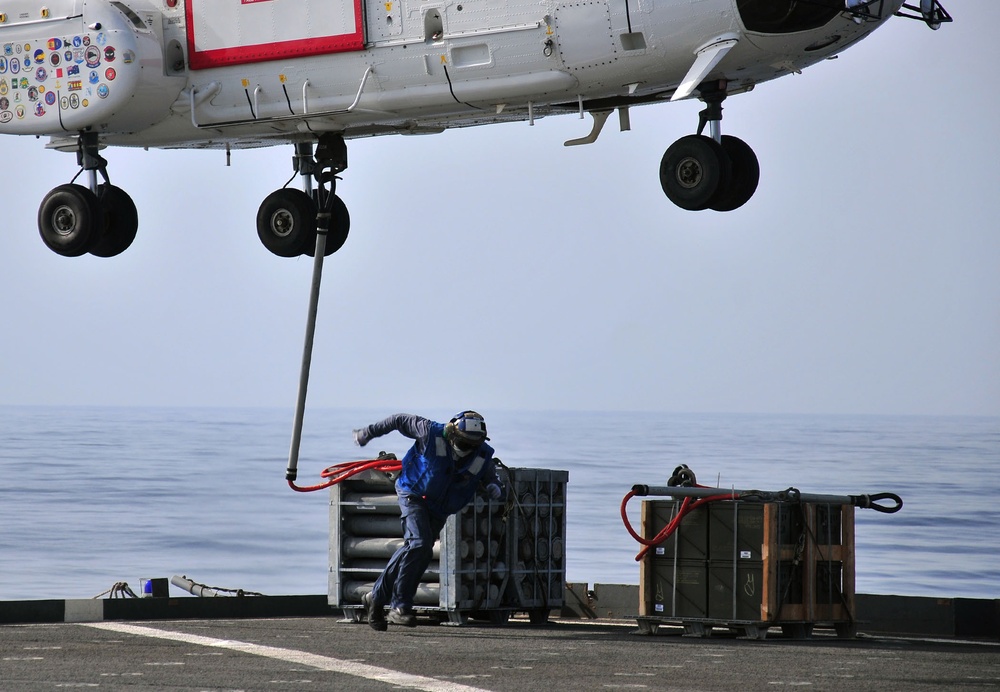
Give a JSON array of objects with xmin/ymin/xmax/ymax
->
[
  {"xmin": 256, "ymin": 188, "xmax": 317, "ymax": 257},
  {"xmin": 303, "ymin": 194, "xmax": 350, "ymax": 257},
  {"xmin": 710, "ymin": 135, "xmax": 760, "ymax": 212},
  {"xmin": 659, "ymin": 134, "xmax": 732, "ymax": 211},
  {"xmin": 90, "ymin": 184, "xmax": 139, "ymax": 257},
  {"xmin": 38, "ymin": 184, "xmax": 102, "ymax": 257}
]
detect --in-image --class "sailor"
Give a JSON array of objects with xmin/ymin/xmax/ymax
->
[{"xmin": 353, "ymin": 411, "xmax": 504, "ymax": 630}]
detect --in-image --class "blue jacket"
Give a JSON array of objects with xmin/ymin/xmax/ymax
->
[{"xmin": 358, "ymin": 413, "xmax": 501, "ymax": 518}]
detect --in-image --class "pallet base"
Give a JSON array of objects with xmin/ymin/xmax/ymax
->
[{"xmin": 635, "ymin": 615, "xmax": 857, "ymax": 640}]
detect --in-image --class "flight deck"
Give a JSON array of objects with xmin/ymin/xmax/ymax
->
[{"xmin": 2, "ymin": 611, "xmax": 997, "ymax": 691}]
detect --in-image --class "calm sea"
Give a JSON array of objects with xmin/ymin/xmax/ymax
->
[{"xmin": 0, "ymin": 406, "xmax": 997, "ymax": 602}]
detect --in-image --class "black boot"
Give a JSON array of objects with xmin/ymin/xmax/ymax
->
[
  {"xmin": 363, "ymin": 592, "xmax": 387, "ymax": 631},
  {"xmin": 387, "ymin": 607, "xmax": 417, "ymax": 627}
]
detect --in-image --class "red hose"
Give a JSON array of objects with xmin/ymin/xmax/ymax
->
[
  {"xmin": 621, "ymin": 487, "xmax": 733, "ymax": 561},
  {"xmin": 288, "ymin": 457, "xmax": 402, "ymax": 493}
]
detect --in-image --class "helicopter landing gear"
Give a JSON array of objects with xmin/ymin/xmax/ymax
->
[
  {"xmin": 257, "ymin": 188, "xmax": 318, "ymax": 258},
  {"xmin": 257, "ymin": 134, "xmax": 351, "ymax": 258},
  {"xmin": 659, "ymin": 135, "xmax": 732, "ymax": 211},
  {"xmin": 659, "ymin": 82, "xmax": 760, "ymax": 212},
  {"xmin": 90, "ymin": 184, "xmax": 139, "ymax": 258},
  {"xmin": 38, "ymin": 184, "xmax": 102, "ymax": 257},
  {"xmin": 37, "ymin": 133, "xmax": 139, "ymax": 258}
]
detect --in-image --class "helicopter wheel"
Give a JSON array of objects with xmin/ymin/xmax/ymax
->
[
  {"xmin": 710, "ymin": 136, "xmax": 760, "ymax": 212},
  {"xmin": 38, "ymin": 184, "xmax": 102, "ymax": 257},
  {"xmin": 659, "ymin": 135, "xmax": 732, "ymax": 211},
  {"xmin": 257, "ymin": 188, "xmax": 317, "ymax": 257},
  {"xmin": 90, "ymin": 184, "xmax": 139, "ymax": 257}
]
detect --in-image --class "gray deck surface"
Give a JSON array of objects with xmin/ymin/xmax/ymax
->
[{"xmin": 1, "ymin": 615, "xmax": 998, "ymax": 691}]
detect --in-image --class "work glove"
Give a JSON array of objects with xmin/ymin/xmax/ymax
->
[
  {"xmin": 486, "ymin": 483, "xmax": 502, "ymax": 501},
  {"xmin": 353, "ymin": 428, "xmax": 369, "ymax": 447}
]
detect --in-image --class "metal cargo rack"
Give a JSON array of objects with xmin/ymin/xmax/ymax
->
[
  {"xmin": 636, "ymin": 497, "xmax": 856, "ymax": 640},
  {"xmin": 507, "ymin": 467, "xmax": 569, "ymax": 624},
  {"xmin": 329, "ymin": 465, "xmax": 567, "ymax": 625}
]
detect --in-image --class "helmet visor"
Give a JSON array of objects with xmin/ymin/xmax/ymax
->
[{"xmin": 451, "ymin": 439, "xmax": 477, "ymax": 457}]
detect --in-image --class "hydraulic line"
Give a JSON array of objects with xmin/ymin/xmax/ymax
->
[{"xmin": 288, "ymin": 455, "xmax": 402, "ymax": 493}]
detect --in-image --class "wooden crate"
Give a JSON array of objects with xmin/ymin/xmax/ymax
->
[
  {"xmin": 762, "ymin": 502, "xmax": 856, "ymax": 628},
  {"xmin": 638, "ymin": 499, "xmax": 856, "ymax": 638}
]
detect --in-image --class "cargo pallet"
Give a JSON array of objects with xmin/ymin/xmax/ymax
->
[
  {"xmin": 329, "ymin": 466, "xmax": 567, "ymax": 625},
  {"xmin": 637, "ymin": 498, "xmax": 856, "ymax": 639}
]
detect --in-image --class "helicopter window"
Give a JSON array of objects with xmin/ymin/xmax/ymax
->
[
  {"xmin": 110, "ymin": 1, "xmax": 149, "ymax": 30},
  {"xmin": 737, "ymin": 0, "xmax": 843, "ymax": 33}
]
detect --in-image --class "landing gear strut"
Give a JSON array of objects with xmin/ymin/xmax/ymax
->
[
  {"xmin": 659, "ymin": 82, "xmax": 760, "ymax": 212},
  {"xmin": 257, "ymin": 134, "xmax": 351, "ymax": 258},
  {"xmin": 37, "ymin": 132, "xmax": 139, "ymax": 257}
]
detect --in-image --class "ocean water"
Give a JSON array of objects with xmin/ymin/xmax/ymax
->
[{"xmin": 0, "ymin": 406, "xmax": 997, "ymax": 602}]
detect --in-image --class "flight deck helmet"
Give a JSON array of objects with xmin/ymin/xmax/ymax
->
[{"xmin": 445, "ymin": 411, "xmax": 488, "ymax": 458}]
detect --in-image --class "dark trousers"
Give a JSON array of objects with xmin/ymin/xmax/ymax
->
[{"xmin": 371, "ymin": 492, "xmax": 445, "ymax": 611}]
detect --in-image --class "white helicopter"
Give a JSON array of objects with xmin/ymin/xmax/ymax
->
[{"xmin": 0, "ymin": 0, "xmax": 949, "ymax": 258}]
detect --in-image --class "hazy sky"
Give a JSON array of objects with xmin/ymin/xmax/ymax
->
[{"xmin": 1, "ymin": 4, "xmax": 997, "ymax": 417}]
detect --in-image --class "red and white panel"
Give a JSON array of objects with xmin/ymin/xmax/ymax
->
[{"xmin": 185, "ymin": 0, "xmax": 364, "ymax": 70}]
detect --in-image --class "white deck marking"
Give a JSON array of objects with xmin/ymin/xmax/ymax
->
[{"xmin": 82, "ymin": 622, "xmax": 488, "ymax": 692}]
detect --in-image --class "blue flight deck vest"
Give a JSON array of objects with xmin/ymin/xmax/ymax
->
[{"xmin": 396, "ymin": 421, "xmax": 496, "ymax": 517}]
